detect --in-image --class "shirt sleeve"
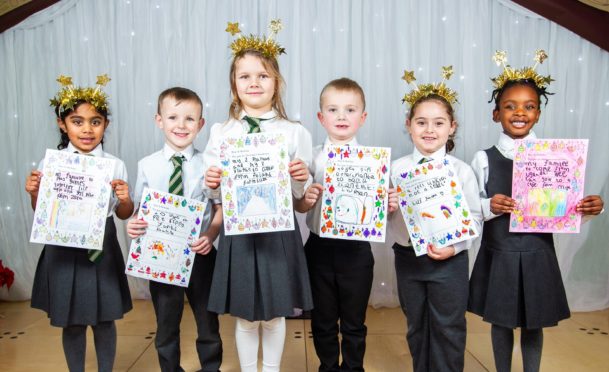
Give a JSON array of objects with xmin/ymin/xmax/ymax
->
[
  {"xmin": 453, "ymin": 161, "xmax": 483, "ymax": 255},
  {"xmin": 290, "ymin": 124, "xmax": 313, "ymax": 199},
  {"xmin": 202, "ymin": 123, "xmax": 223, "ymax": 202},
  {"xmin": 470, "ymin": 150, "xmax": 500, "ymax": 221},
  {"xmin": 132, "ymin": 159, "xmax": 147, "ymax": 212}
]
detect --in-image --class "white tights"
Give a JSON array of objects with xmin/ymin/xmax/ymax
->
[{"xmin": 235, "ymin": 317, "xmax": 286, "ymax": 372}]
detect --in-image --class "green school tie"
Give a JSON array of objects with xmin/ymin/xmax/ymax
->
[
  {"xmin": 169, "ymin": 154, "xmax": 185, "ymax": 196},
  {"xmin": 74, "ymin": 151, "xmax": 104, "ymax": 263},
  {"xmin": 243, "ymin": 116, "xmax": 270, "ymax": 134},
  {"xmin": 418, "ymin": 157, "xmax": 431, "ymax": 164}
]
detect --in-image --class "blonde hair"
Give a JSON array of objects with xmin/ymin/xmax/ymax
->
[{"xmin": 228, "ymin": 50, "xmax": 288, "ymax": 120}]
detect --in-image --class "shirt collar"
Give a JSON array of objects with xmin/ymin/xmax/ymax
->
[
  {"xmin": 323, "ymin": 136, "xmax": 359, "ymax": 148},
  {"xmin": 412, "ymin": 146, "xmax": 446, "ymax": 164},
  {"xmin": 239, "ymin": 109, "xmax": 277, "ymax": 121},
  {"xmin": 497, "ymin": 130, "xmax": 537, "ymax": 154},
  {"xmin": 67, "ymin": 142, "xmax": 104, "ymax": 157},
  {"xmin": 163, "ymin": 143, "xmax": 194, "ymax": 161}
]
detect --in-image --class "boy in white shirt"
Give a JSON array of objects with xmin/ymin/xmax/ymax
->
[
  {"xmin": 127, "ymin": 87, "xmax": 222, "ymax": 372},
  {"xmin": 296, "ymin": 78, "xmax": 396, "ymax": 371}
]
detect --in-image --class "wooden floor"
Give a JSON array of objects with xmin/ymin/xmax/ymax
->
[{"xmin": 1, "ymin": 300, "xmax": 608, "ymax": 371}]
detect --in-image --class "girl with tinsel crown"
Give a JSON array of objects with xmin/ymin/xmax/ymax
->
[
  {"xmin": 203, "ymin": 20, "xmax": 313, "ymax": 372},
  {"xmin": 25, "ymin": 75, "xmax": 133, "ymax": 372},
  {"xmin": 468, "ymin": 50, "xmax": 604, "ymax": 372}
]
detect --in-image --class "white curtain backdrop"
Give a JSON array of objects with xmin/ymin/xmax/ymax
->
[{"xmin": 1, "ymin": 0, "xmax": 608, "ymax": 311}]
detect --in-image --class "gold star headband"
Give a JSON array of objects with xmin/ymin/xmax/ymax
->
[
  {"xmin": 50, "ymin": 74, "xmax": 111, "ymax": 114},
  {"xmin": 491, "ymin": 49, "xmax": 553, "ymax": 90},
  {"xmin": 401, "ymin": 66, "xmax": 458, "ymax": 107},
  {"xmin": 226, "ymin": 19, "xmax": 285, "ymax": 59}
]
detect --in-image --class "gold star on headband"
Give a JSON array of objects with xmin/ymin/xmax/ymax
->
[
  {"xmin": 269, "ymin": 19, "xmax": 283, "ymax": 36},
  {"xmin": 227, "ymin": 19, "xmax": 286, "ymax": 59},
  {"xmin": 441, "ymin": 65, "xmax": 454, "ymax": 81},
  {"xmin": 96, "ymin": 74, "xmax": 111, "ymax": 86},
  {"xmin": 49, "ymin": 74, "xmax": 111, "ymax": 114},
  {"xmin": 491, "ymin": 49, "xmax": 553, "ymax": 90},
  {"xmin": 492, "ymin": 50, "xmax": 507, "ymax": 67},
  {"xmin": 401, "ymin": 67, "xmax": 458, "ymax": 107},
  {"xmin": 57, "ymin": 75, "xmax": 73, "ymax": 86},
  {"xmin": 225, "ymin": 21, "xmax": 241, "ymax": 36},
  {"xmin": 401, "ymin": 70, "xmax": 416, "ymax": 84}
]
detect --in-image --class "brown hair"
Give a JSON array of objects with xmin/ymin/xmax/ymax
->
[
  {"xmin": 157, "ymin": 87, "xmax": 203, "ymax": 118},
  {"xmin": 408, "ymin": 94, "xmax": 457, "ymax": 153},
  {"xmin": 228, "ymin": 50, "xmax": 288, "ymax": 120},
  {"xmin": 319, "ymin": 77, "xmax": 366, "ymax": 111}
]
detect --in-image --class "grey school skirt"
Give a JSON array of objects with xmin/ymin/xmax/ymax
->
[
  {"xmin": 31, "ymin": 217, "xmax": 132, "ymax": 327},
  {"xmin": 208, "ymin": 217, "xmax": 313, "ymax": 321}
]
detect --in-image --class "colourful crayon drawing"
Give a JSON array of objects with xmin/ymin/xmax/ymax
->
[
  {"xmin": 394, "ymin": 158, "xmax": 478, "ymax": 256},
  {"xmin": 320, "ymin": 145, "xmax": 391, "ymax": 242},
  {"xmin": 29, "ymin": 149, "xmax": 115, "ymax": 251},
  {"xmin": 335, "ymin": 195, "xmax": 373, "ymax": 225},
  {"xmin": 526, "ymin": 188, "xmax": 567, "ymax": 217},
  {"xmin": 50, "ymin": 200, "xmax": 93, "ymax": 232},
  {"xmin": 237, "ymin": 184, "xmax": 277, "ymax": 216},
  {"xmin": 125, "ymin": 188, "xmax": 206, "ymax": 287},
  {"xmin": 510, "ymin": 139, "xmax": 588, "ymax": 233}
]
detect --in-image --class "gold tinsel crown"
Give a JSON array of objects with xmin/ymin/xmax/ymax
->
[
  {"xmin": 401, "ymin": 66, "xmax": 458, "ymax": 107},
  {"xmin": 225, "ymin": 19, "xmax": 285, "ymax": 59},
  {"xmin": 491, "ymin": 49, "xmax": 553, "ymax": 90},
  {"xmin": 50, "ymin": 74, "xmax": 111, "ymax": 114}
]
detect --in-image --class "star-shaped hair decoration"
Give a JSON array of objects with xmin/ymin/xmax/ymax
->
[
  {"xmin": 401, "ymin": 66, "xmax": 458, "ymax": 107},
  {"xmin": 56, "ymin": 75, "xmax": 73, "ymax": 86},
  {"xmin": 490, "ymin": 49, "xmax": 553, "ymax": 90},
  {"xmin": 227, "ymin": 19, "xmax": 285, "ymax": 59},
  {"xmin": 401, "ymin": 70, "xmax": 416, "ymax": 84},
  {"xmin": 492, "ymin": 50, "xmax": 507, "ymax": 67},
  {"xmin": 225, "ymin": 21, "xmax": 241, "ymax": 36},
  {"xmin": 96, "ymin": 74, "xmax": 111, "ymax": 86},
  {"xmin": 533, "ymin": 49, "xmax": 548, "ymax": 65},
  {"xmin": 269, "ymin": 19, "xmax": 283, "ymax": 37},
  {"xmin": 441, "ymin": 65, "xmax": 454, "ymax": 81}
]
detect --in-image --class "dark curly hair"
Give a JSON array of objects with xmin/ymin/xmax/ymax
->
[{"xmin": 490, "ymin": 79, "xmax": 553, "ymax": 111}]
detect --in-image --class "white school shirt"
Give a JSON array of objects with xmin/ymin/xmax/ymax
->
[
  {"xmin": 37, "ymin": 143, "xmax": 129, "ymax": 217},
  {"xmin": 469, "ymin": 131, "xmax": 535, "ymax": 221},
  {"xmin": 389, "ymin": 146, "xmax": 483, "ymax": 255},
  {"xmin": 305, "ymin": 137, "xmax": 360, "ymax": 234},
  {"xmin": 470, "ymin": 130, "xmax": 600, "ymax": 223},
  {"xmin": 133, "ymin": 143, "xmax": 214, "ymax": 232},
  {"xmin": 202, "ymin": 109, "xmax": 313, "ymax": 201}
]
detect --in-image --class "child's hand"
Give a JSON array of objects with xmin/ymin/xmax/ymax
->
[
  {"xmin": 302, "ymin": 183, "xmax": 324, "ymax": 210},
  {"xmin": 205, "ymin": 166, "xmax": 222, "ymax": 189},
  {"xmin": 289, "ymin": 159, "xmax": 309, "ymax": 182},
  {"xmin": 388, "ymin": 187, "xmax": 399, "ymax": 213},
  {"xmin": 490, "ymin": 194, "xmax": 515, "ymax": 215},
  {"xmin": 427, "ymin": 244, "xmax": 454, "ymax": 260},
  {"xmin": 126, "ymin": 218, "xmax": 148, "ymax": 239},
  {"xmin": 111, "ymin": 179, "xmax": 132, "ymax": 204},
  {"xmin": 577, "ymin": 195, "xmax": 604, "ymax": 215},
  {"xmin": 191, "ymin": 234, "xmax": 213, "ymax": 255},
  {"xmin": 25, "ymin": 170, "xmax": 42, "ymax": 197}
]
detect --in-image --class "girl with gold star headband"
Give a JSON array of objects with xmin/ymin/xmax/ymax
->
[
  {"xmin": 390, "ymin": 67, "xmax": 483, "ymax": 372},
  {"xmin": 203, "ymin": 20, "xmax": 314, "ymax": 372},
  {"xmin": 468, "ymin": 51, "xmax": 604, "ymax": 372},
  {"xmin": 26, "ymin": 75, "xmax": 133, "ymax": 372}
]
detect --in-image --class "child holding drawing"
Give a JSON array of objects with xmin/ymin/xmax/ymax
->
[
  {"xmin": 389, "ymin": 67, "xmax": 482, "ymax": 372},
  {"xmin": 26, "ymin": 75, "xmax": 133, "ymax": 372},
  {"xmin": 468, "ymin": 50, "xmax": 604, "ymax": 372},
  {"xmin": 203, "ymin": 20, "xmax": 313, "ymax": 372}
]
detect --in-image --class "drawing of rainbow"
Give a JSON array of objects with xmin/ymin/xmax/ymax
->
[{"xmin": 440, "ymin": 205, "xmax": 452, "ymax": 219}]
